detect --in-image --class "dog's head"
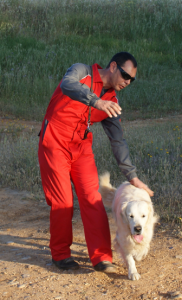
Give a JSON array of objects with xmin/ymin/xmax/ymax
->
[
  {"xmin": 115, "ymin": 183, "xmax": 157, "ymax": 243},
  {"xmin": 124, "ymin": 200, "xmax": 153, "ymax": 243}
]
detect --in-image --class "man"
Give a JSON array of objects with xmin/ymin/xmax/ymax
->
[{"xmin": 38, "ymin": 52, "xmax": 153, "ymax": 274}]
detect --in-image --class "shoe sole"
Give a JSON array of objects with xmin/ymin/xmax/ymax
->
[
  {"xmin": 52, "ymin": 261, "xmax": 79, "ymax": 270},
  {"xmin": 103, "ymin": 266, "xmax": 117, "ymax": 274},
  {"xmin": 94, "ymin": 266, "xmax": 117, "ymax": 274}
]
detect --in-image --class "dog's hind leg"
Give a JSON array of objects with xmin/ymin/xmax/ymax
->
[{"xmin": 125, "ymin": 254, "xmax": 141, "ymax": 281}]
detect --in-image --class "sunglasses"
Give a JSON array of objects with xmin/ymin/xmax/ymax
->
[{"xmin": 117, "ymin": 64, "xmax": 136, "ymax": 83}]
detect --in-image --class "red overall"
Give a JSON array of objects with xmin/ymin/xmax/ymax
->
[{"xmin": 38, "ymin": 64, "xmax": 118, "ymax": 266}]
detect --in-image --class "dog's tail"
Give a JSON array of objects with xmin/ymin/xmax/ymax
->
[{"xmin": 99, "ymin": 172, "xmax": 116, "ymax": 207}]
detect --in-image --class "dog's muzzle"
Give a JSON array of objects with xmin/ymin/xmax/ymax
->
[{"xmin": 134, "ymin": 225, "xmax": 142, "ymax": 234}]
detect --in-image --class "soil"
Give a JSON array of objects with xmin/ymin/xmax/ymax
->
[{"xmin": 0, "ymin": 115, "xmax": 182, "ymax": 300}]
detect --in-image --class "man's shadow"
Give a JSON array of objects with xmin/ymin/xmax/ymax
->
[{"xmin": 0, "ymin": 232, "xmax": 127, "ymax": 278}]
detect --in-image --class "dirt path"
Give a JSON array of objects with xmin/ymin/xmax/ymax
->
[{"xmin": 0, "ymin": 188, "xmax": 182, "ymax": 300}]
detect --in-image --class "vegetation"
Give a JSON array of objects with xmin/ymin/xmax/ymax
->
[
  {"xmin": 0, "ymin": 118, "xmax": 181, "ymax": 222},
  {"xmin": 0, "ymin": 0, "xmax": 181, "ymax": 223},
  {"xmin": 0, "ymin": 0, "xmax": 182, "ymax": 120}
]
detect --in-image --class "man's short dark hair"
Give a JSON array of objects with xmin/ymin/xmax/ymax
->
[{"xmin": 107, "ymin": 52, "xmax": 137, "ymax": 68}]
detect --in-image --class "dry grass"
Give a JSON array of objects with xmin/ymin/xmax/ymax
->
[{"xmin": 0, "ymin": 117, "xmax": 181, "ymax": 223}]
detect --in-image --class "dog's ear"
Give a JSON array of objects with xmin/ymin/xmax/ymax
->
[
  {"xmin": 146, "ymin": 202, "xmax": 153, "ymax": 221},
  {"xmin": 146, "ymin": 202, "xmax": 159, "ymax": 226},
  {"xmin": 120, "ymin": 202, "xmax": 128, "ymax": 224}
]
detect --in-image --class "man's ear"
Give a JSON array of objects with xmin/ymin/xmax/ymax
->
[{"xmin": 109, "ymin": 61, "xmax": 117, "ymax": 74}]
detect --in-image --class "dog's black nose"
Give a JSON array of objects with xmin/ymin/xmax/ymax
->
[{"xmin": 134, "ymin": 225, "xmax": 142, "ymax": 233}]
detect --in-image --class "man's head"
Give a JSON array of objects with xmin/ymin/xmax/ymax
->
[
  {"xmin": 107, "ymin": 52, "xmax": 137, "ymax": 91},
  {"xmin": 107, "ymin": 52, "xmax": 137, "ymax": 69}
]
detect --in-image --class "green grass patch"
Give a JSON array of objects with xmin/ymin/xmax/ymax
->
[{"xmin": 0, "ymin": 0, "xmax": 182, "ymax": 120}]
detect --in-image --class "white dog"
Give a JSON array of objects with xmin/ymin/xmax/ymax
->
[{"xmin": 99, "ymin": 172, "xmax": 159, "ymax": 281}]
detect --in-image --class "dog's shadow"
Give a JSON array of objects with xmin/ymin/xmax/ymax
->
[
  {"xmin": 106, "ymin": 273, "xmax": 129, "ymax": 280},
  {"xmin": 159, "ymin": 292, "xmax": 172, "ymax": 299}
]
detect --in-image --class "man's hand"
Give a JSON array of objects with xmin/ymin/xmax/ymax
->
[
  {"xmin": 95, "ymin": 99, "xmax": 122, "ymax": 118},
  {"xmin": 129, "ymin": 177, "xmax": 154, "ymax": 197}
]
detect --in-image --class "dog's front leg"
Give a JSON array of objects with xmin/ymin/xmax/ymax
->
[{"xmin": 125, "ymin": 254, "xmax": 141, "ymax": 280}]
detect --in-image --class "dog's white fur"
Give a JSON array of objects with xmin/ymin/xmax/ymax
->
[{"xmin": 99, "ymin": 172, "xmax": 159, "ymax": 280}]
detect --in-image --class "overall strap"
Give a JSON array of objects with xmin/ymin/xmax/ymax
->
[
  {"xmin": 88, "ymin": 66, "xmax": 93, "ymax": 125},
  {"xmin": 83, "ymin": 66, "xmax": 93, "ymax": 140}
]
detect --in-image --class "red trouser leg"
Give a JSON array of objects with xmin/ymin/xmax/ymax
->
[
  {"xmin": 70, "ymin": 138, "xmax": 112, "ymax": 266},
  {"xmin": 38, "ymin": 128, "xmax": 74, "ymax": 261}
]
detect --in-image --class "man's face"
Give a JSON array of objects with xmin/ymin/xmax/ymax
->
[{"xmin": 109, "ymin": 60, "xmax": 137, "ymax": 91}]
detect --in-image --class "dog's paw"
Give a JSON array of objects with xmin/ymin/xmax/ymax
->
[{"xmin": 128, "ymin": 272, "xmax": 141, "ymax": 281}]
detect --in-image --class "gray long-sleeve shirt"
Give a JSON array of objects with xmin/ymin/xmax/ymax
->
[{"xmin": 60, "ymin": 63, "xmax": 137, "ymax": 181}]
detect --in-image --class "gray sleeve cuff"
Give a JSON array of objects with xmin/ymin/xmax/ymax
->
[{"xmin": 124, "ymin": 170, "xmax": 137, "ymax": 182}]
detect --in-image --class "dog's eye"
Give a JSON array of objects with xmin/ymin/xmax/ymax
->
[
  {"xmin": 130, "ymin": 215, "xmax": 134, "ymax": 218},
  {"xmin": 142, "ymin": 215, "xmax": 146, "ymax": 218}
]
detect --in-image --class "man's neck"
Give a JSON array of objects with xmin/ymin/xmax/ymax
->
[{"xmin": 98, "ymin": 69, "xmax": 112, "ymax": 89}]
